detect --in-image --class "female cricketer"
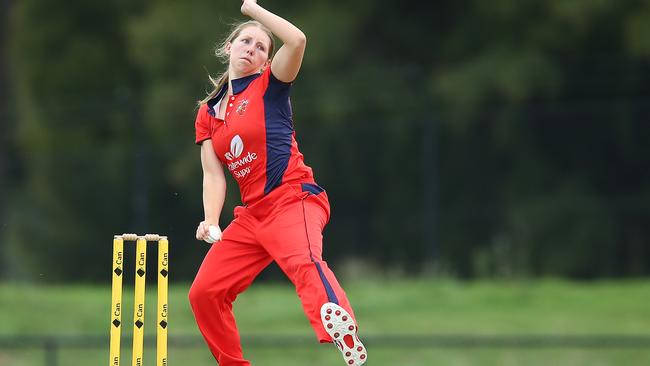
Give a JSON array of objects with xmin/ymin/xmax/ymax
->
[{"xmin": 188, "ymin": 1, "xmax": 367, "ymax": 365}]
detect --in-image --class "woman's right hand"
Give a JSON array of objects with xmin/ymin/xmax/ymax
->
[{"xmin": 196, "ymin": 221, "xmax": 223, "ymax": 243}]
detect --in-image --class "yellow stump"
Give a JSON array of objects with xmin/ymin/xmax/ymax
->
[
  {"xmin": 132, "ymin": 238, "xmax": 147, "ymax": 366},
  {"xmin": 109, "ymin": 237, "xmax": 124, "ymax": 366},
  {"xmin": 157, "ymin": 238, "xmax": 169, "ymax": 366}
]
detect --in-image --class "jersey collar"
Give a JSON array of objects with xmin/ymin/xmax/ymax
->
[
  {"xmin": 206, "ymin": 72, "xmax": 261, "ymax": 117},
  {"xmin": 232, "ymin": 72, "xmax": 261, "ymax": 95}
]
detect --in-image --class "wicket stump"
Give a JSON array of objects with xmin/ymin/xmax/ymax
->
[{"xmin": 110, "ymin": 233, "xmax": 169, "ymax": 366}]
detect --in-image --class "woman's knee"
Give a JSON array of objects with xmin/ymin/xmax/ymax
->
[
  {"xmin": 189, "ymin": 277, "xmax": 218, "ymax": 307},
  {"xmin": 188, "ymin": 278, "xmax": 205, "ymax": 308},
  {"xmin": 188, "ymin": 276, "xmax": 231, "ymax": 308}
]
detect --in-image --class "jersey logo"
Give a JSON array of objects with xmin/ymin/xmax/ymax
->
[
  {"xmin": 223, "ymin": 134, "xmax": 258, "ymax": 179},
  {"xmin": 224, "ymin": 135, "xmax": 244, "ymax": 161},
  {"xmin": 236, "ymin": 99, "xmax": 249, "ymax": 115}
]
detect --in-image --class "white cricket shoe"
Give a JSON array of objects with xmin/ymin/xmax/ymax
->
[{"xmin": 320, "ymin": 302, "xmax": 367, "ymax": 366}]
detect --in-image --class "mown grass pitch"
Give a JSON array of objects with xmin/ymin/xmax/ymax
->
[{"xmin": 1, "ymin": 278, "xmax": 649, "ymax": 365}]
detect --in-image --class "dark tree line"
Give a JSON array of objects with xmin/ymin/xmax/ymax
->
[{"xmin": 2, "ymin": 0, "xmax": 649, "ymax": 281}]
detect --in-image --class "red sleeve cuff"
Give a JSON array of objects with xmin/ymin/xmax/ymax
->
[{"xmin": 195, "ymin": 104, "xmax": 212, "ymax": 144}]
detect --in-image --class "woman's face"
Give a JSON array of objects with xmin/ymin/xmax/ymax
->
[{"xmin": 227, "ymin": 26, "xmax": 271, "ymax": 78}]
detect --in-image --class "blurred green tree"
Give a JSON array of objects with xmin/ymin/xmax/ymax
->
[
  {"xmin": 0, "ymin": 0, "xmax": 16, "ymax": 278},
  {"xmin": 4, "ymin": 0, "xmax": 650, "ymax": 281},
  {"xmin": 432, "ymin": 0, "xmax": 650, "ymax": 277},
  {"xmin": 7, "ymin": 0, "xmax": 139, "ymax": 280}
]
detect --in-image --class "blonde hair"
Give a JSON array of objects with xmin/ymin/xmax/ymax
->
[{"xmin": 199, "ymin": 21, "xmax": 275, "ymax": 105}]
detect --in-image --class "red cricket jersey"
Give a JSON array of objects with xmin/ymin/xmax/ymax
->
[{"xmin": 195, "ymin": 68, "xmax": 317, "ymax": 205}]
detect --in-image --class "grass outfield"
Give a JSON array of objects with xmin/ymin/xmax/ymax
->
[{"xmin": 1, "ymin": 279, "xmax": 649, "ymax": 365}]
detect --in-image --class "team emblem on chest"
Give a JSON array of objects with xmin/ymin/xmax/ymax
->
[
  {"xmin": 224, "ymin": 134, "xmax": 258, "ymax": 179},
  {"xmin": 236, "ymin": 99, "xmax": 249, "ymax": 115}
]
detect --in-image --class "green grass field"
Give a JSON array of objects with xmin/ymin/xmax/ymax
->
[{"xmin": 1, "ymin": 279, "xmax": 649, "ymax": 365}]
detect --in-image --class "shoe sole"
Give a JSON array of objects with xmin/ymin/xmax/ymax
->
[{"xmin": 320, "ymin": 303, "xmax": 367, "ymax": 366}]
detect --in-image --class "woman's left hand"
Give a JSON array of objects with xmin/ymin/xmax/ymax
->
[{"xmin": 241, "ymin": 0, "xmax": 258, "ymax": 16}]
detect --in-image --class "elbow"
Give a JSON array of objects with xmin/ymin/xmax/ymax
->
[
  {"xmin": 297, "ymin": 32, "xmax": 307, "ymax": 46},
  {"xmin": 203, "ymin": 176, "xmax": 227, "ymax": 196},
  {"xmin": 288, "ymin": 32, "xmax": 307, "ymax": 49},
  {"xmin": 203, "ymin": 169, "xmax": 226, "ymax": 186}
]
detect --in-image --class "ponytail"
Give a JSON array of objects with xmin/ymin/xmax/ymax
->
[{"xmin": 199, "ymin": 72, "xmax": 229, "ymax": 105}]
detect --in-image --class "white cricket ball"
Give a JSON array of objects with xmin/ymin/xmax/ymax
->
[{"xmin": 205, "ymin": 225, "xmax": 222, "ymax": 244}]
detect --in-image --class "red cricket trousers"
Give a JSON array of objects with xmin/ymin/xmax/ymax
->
[{"xmin": 188, "ymin": 183, "xmax": 356, "ymax": 366}]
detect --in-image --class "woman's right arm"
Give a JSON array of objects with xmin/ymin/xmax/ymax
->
[{"xmin": 196, "ymin": 140, "xmax": 227, "ymax": 241}]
